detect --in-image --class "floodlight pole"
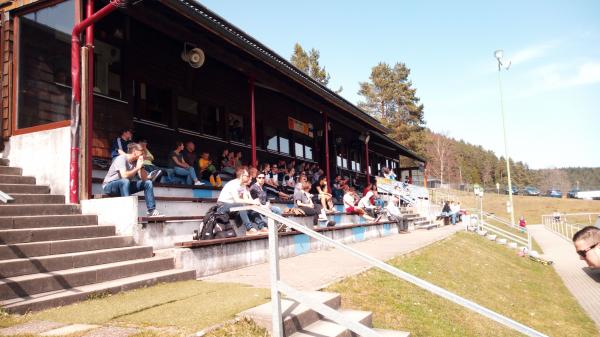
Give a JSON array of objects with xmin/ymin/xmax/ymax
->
[{"xmin": 495, "ymin": 50, "xmax": 516, "ymax": 227}]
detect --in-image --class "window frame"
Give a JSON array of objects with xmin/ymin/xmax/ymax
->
[{"xmin": 13, "ymin": 0, "xmax": 77, "ymax": 135}]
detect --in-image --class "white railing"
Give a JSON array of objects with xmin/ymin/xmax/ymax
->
[
  {"xmin": 481, "ymin": 220, "xmax": 531, "ymax": 251},
  {"xmin": 232, "ymin": 205, "xmax": 548, "ymax": 337},
  {"xmin": 541, "ymin": 213, "xmax": 599, "ymax": 241},
  {"xmin": 485, "ymin": 213, "xmax": 517, "ymax": 229}
]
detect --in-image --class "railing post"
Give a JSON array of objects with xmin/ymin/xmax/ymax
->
[
  {"xmin": 527, "ymin": 229, "xmax": 532, "ymax": 252},
  {"xmin": 268, "ymin": 217, "xmax": 283, "ymax": 337}
]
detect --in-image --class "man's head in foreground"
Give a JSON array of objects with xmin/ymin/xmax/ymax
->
[{"xmin": 573, "ymin": 226, "xmax": 600, "ymax": 268}]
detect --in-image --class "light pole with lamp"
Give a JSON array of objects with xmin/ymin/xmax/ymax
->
[{"xmin": 494, "ymin": 49, "xmax": 516, "ymax": 227}]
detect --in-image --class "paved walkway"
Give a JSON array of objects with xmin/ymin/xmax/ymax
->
[
  {"xmin": 529, "ymin": 225, "xmax": 600, "ymax": 329},
  {"xmin": 202, "ymin": 224, "xmax": 464, "ymax": 290}
]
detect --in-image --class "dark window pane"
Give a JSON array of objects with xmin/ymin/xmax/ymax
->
[
  {"xmin": 202, "ymin": 106, "xmax": 223, "ymax": 138},
  {"xmin": 137, "ymin": 82, "xmax": 170, "ymax": 125},
  {"xmin": 176, "ymin": 96, "xmax": 200, "ymax": 131},
  {"xmin": 18, "ymin": 0, "xmax": 75, "ymax": 129},
  {"xmin": 94, "ymin": 40, "xmax": 122, "ymax": 99}
]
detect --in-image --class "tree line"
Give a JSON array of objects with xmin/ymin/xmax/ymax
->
[{"xmin": 290, "ymin": 43, "xmax": 599, "ymax": 192}]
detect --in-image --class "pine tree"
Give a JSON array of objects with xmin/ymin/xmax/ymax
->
[
  {"xmin": 290, "ymin": 43, "xmax": 334, "ymax": 88},
  {"xmin": 358, "ymin": 62, "xmax": 426, "ymax": 154}
]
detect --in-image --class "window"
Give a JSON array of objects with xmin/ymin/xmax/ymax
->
[
  {"xmin": 268, "ymin": 136, "xmax": 278, "ymax": 151},
  {"xmin": 228, "ymin": 113, "xmax": 244, "ymax": 142},
  {"xmin": 176, "ymin": 96, "xmax": 200, "ymax": 131},
  {"xmin": 336, "ymin": 155, "xmax": 342, "ymax": 167},
  {"xmin": 136, "ymin": 82, "xmax": 171, "ymax": 125},
  {"xmin": 304, "ymin": 145, "xmax": 313, "ymax": 160},
  {"xmin": 295, "ymin": 142, "xmax": 304, "ymax": 158},
  {"xmin": 202, "ymin": 106, "xmax": 223, "ymax": 138},
  {"xmin": 295, "ymin": 142, "xmax": 313, "ymax": 160},
  {"xmin": 265, "ymin": 129, "xmax": 291, "ymax": 155},
  {"xmin": 279, "ymin": 137, "xmax": 289, "ymax": 154},
  {"xmin": 94, "ymin": 40, "xmax": 122, "ymax": 99},
  {"xmin": 17, "ymin": 0, "xmax": 75, "ymax": 129}
]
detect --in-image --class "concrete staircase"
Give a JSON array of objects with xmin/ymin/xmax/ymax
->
[
  {"xmin": 400, "ymin": 208, "xmax": 436, "ymax": 230},
  {"xmin": 240, "ymin": 291, "xmax": 410, "ymax": 337},
  {"xmin": 0, "ymin": 159, "xmax": 195, "ymax": 314}
]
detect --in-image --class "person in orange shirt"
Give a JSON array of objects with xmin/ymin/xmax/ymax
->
[{"xmin": 199, "ymin": 152, "xmax": 222, "ymax": 187}]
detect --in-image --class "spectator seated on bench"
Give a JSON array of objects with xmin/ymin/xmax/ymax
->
[
  {"xmin": 168, "ymin": 141, "xmax": 203, "ymax": 186},
  {"xmin": 387, "ymin": 193, "xmax": 407, "ymax": 231}
]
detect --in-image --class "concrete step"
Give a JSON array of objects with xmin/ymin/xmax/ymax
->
[
  {"xmin": 0, "ymin": 214, "xmax": 98, "ymax": 230},
  {"xmin": 0, "ymin": 183, "xmax": 50, "ymax": 194},
  {"xmin": 0, "ymin": 236, "xmax": 135, "ymax": 260},
  {"xmin": 0, "ymin": 256, "xmax": 175, "ymax": 300},
  {"xmin": 1, "ymin": 268, "xmax": 196, "ymax": 314},
  {"xmin": 371, "ymin": 329, "xmax": 411, "ymax": 337},
  {"xmin": 4, "ymin": 194, "xmax": 65, "ymax": 205},
  {"xmin": 289, "ymin": 309, "xmax": 372, "ymax": 337},
  {"xmin": 415, "ymin": 223, "xmax": 437, "ymax": 230},
  {"xmin": 0, "ymin": 225, "xmax": 115, "ymax": 244},
  {"xmin": 0, "ymin": 166, "xmax": 22, "ymax": 175},
  {"xmin": 0, "ymin": 246, "xmax": 153, "ymax": 278},
  {"xmin": 0, "ymin": 175, "xmax": 35, "ymax": 185},
  {"xmin": 239, "ymin": 291, "xmax": 341, "ymax": 336},
  {"xmin": 0, "ymin": 204, "xmax": 80, "ymax": 216},
  {"xmin": 0, "ymin": 158, "xmax": 9, "ymax": 166}
]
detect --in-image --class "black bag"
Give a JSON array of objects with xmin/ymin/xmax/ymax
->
[
  {"xmin": 214, "ymin": 222, "xmax": 237, "ymax": 239},
  {"xmin": 194, "ymin": 205, "xmax": 231, "ymax": 240}
]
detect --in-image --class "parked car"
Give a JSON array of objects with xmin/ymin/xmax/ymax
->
[
  {"xmin": 567, "ymin": 189, "xmax": 579, "ymax": 199},
  {"xmin": 522, "ymin": 186, "xmax": 540, "ymax": 196},
  {"xmin": 504, "ymin": 186, "xmax": 519, "ymax": 195},
  {"xmin": 546, "ymin": 189, "xmax": 562, "ymax": 198}
]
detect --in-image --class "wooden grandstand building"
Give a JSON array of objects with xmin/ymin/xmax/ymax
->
[{"xmin": 0, "ymin": 0, "xmax": 424, "ymax": 200}]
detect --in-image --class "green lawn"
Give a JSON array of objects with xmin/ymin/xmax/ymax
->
[
  {"xmin": 1, "ymin": 281, "xmax": 270, "ymax": 336},
  {"xmin": 325, "ymin": 231, "xmax": 597, "ymax": 337}
]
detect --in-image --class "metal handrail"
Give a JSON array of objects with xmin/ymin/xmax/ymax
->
[
  {"xmin": 232, "ymin": 205, "xmax": 548, "ymax": 337},
  {"xmin": 482, "ymin": 213, "xmax": 518, "ymax": 229},
  {"xmin": 541, "ymin": 215, "xmax": 588, "ymax": 242},
  {"xmin": 481, "ymin": 220, "xmax": 529, "ymax": 248}
]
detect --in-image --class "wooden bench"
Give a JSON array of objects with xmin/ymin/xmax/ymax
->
[{"xmin": 175, "ymin": 220, "xmax": 397, "ymax": 248}]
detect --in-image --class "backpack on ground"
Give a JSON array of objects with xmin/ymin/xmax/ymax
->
[{"xmin": 193, "ymin": 205, "xmax": 232, "ymax": 240}]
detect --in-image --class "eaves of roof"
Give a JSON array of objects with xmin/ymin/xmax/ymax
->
[{"xmin": 163, "ymin": 0, "xmax": 389, "ymax": 134}]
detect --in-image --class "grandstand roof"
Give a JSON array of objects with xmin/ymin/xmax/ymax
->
[{"xmin": 164, "ymin": 0, "xmax": 390, "ymax": 135}]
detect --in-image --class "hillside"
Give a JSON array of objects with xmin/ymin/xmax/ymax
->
[{"xmin": 423, "ymin": 131, "xmax": 600, "ymax": 191}]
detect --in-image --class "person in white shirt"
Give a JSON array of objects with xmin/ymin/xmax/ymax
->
[
  {"xmin": 358, "ymin": 191, "xmax": 380, "ymax": 221},
  {"xmin": 387, "ymin": 194, "xmax": 406, "ymax": 231},
  {"xmin": 449, "ymin": 201, "xmax": 460, "ymax": 225},
  {"xmin": 217, "ymin": 167, "xmax": 262, "ymax": 233}
]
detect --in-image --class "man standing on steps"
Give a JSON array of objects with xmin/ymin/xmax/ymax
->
[
  {"xmin": 102, "ymin": 143, "xmax": 162, "ymax": 217},
  {"xmin": 573, "ymin": 226, "xmax": 600, "ymax": 268}
]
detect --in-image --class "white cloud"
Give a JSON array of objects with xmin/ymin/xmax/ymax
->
[
  {"xmin": 509, "ymin": 42, "xmax": 557, "ymax": 66},
  {"xmin": 514, "ymin": 61, "xmax": 600, "ymax": 98}
]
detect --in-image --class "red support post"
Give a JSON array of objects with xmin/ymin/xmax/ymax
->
[
  {"xmin": 70, "ymin": 0, "xmax": 122, "ymax": 203},
  {"xmin": 86, "ymin": 0, "xmax": 94, "ymax": 200},
  {"xmin": 364, "ymin": 140, "xmax": 370, "ymax": 183},
  {"xmin": 249, "ymin": 78, "xmax": 257, "ymax": 167},
  {"xmin": 323, "ymin": 111, "xmax": 331, "ymax": 185}
]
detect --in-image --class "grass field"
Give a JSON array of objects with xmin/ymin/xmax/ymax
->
[
  {"xmin": 435, "ymin": 188, "xmax": 600, "ymax": 226},
  {"xmin": 0, "ymin": 281, "xmax": 269, "ymax": 337},
  {"xmin": 325, "ymin": 231, "xmax": 598, "ymax": 337}
]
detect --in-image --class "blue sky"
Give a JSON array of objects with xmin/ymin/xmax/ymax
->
[{"xmin": 200, "ymin": 1, "xmax": 600, "ymax": 169}]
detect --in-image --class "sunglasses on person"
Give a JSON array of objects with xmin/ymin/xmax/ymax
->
[{"xmin": 577, "ymin": 242, "xmax": 599, "ymax": 258}]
